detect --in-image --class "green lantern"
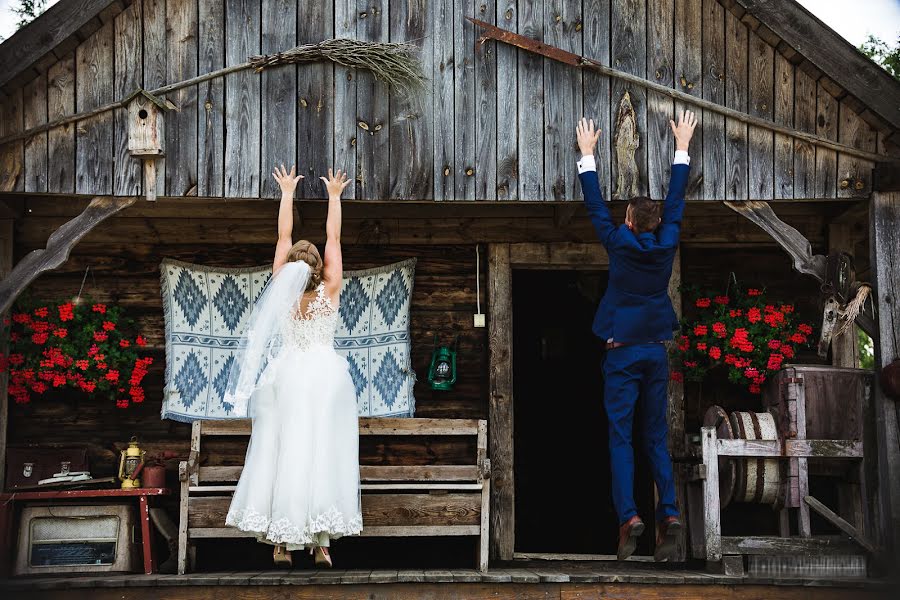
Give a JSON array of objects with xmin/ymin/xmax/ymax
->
[{"xmin": 427, "ymin": 335, "xmax": 458, "ymax": 391}]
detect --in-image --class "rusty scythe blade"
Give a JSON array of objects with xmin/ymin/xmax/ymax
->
[{"xmin": 468, "ymin": 17, "xmax": 584, "ymax": 67}]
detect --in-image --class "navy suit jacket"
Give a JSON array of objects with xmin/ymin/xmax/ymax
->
[{"xmin": 579, "ymin": 163, "xmax": 690, "ymax": 344}]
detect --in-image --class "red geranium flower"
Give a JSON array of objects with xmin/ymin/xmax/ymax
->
[
  {"xmin": 92, "ymin": 304, "xmax": 107, "ymax": 314},
  {"xmin": 136, "ymin": 335, "xmax": 147, "ymax": 347},
  {"xmin": 696, "ymin": 342, "xmax": 707, "ymax": 351},
  {"xmin": 790, "ymin": 333, "xmax": 806, "ymax": 344},
  {"xmin": 116, "ymin": 399, "xmax": 129, "ymax": 408},
  {"xmin": 120, "ymin": 339, "xmax": 130, "ymax": 348},
  {"xmin": 712, "ymin": 322, "xmax": 727, "ymax": 338},
  {"xmin": 749, "ymin": 384, "xmax": 761, "ymax": 394},
  {"xmin": 670, "ymin": 371, "xmax": 684, "ymax": 383},
  {"xmin": 53, "ymin": 328, "xmax": 68, "ymax": 338},
  {"xmin": 798, "ymin": 323, "xmax": 813, "ymax": 335},
  {"xmin": 768, "ymin": 340, "xmax": 781, "ymax": 350},
  {"xmin": 714, "ymin": 296, "xmax": 730, "ymax": 305},
  {"xmin": 709, "ymin": 347, "xmax": 722, "ymax": 360},
  {"xmin": 31, "ymin": 332, "xmax": 49, "ymax": 345},
  {"xmin": 693, "ymin": 325, "xmax": 708, "ymax": 336},
  {"xmin": 33, "ymin": 307, "xmax": 49, "ymax": 318},
  {"xmin": 747, "ymin": 307, "xmax": 762, "ymax": 323},
  {"xmin": 102, "ymin": 321, "xmax": 116, "ymax": 332},
  {"xmin": 782, "ymin": 346, "xmax": 795, "ymax": 359},
  {"xmin": 105, "ymin": 370, "xmax": 120, "ymax": 383},
  {"xmin": 696, "ymin": 298, "xmax": 711, "ymax": 308},
  {"xmin": 58, "ymin": 302, "xmax": 75, "ymax": 321},
  {"xmin": 93, "ymin": 331, "xmax": 108, "ymax": 342},
  {"xmin": 747, "ymin": 289, "xmax": 762, "ymax": 297}
]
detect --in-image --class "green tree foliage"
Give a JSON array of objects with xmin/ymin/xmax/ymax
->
[
  {"xmin": 858, "ymin": 329, "xmax": 875, "ymax": 370},
  {"xmin": 859, "ymin": 34, "xmax": 900, "ymax": 81},
  {"xmin": 10, "ymin": 0, "xmax": 47, "ymax": 28}
]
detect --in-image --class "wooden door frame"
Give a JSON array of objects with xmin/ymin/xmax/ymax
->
[
  {"xmin": 487, "ymin": 241, "xmax": 686, "ymax": 562},
  {"xmin": 487, "ymin": 242, "xmax": 611, "ymax": 560}
]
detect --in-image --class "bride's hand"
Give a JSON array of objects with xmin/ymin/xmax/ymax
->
[
  {"xmin": 320, "ymin": 168, "xmax": 351, "ymax": 198},
  {"xmin": 273, "ymin": 164, "xmax": 303, "ymax": 195}
]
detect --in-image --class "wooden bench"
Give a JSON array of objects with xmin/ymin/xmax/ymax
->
[{"xmin": 177, "ymin": 418, "xmax": 490, "ymax": 573}]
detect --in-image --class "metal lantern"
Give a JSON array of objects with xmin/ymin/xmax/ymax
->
[
  {"xmin": 118, "ymin": 437, "xmax": 145, "ymax": 489},
  {"xmin": 427, "ymin": 335, "xmax": 458, "ymax": 391}
]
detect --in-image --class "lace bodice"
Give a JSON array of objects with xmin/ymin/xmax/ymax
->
[{"xmin": 283, "ymin": 283, "xmax": 339, "ymax": 350}]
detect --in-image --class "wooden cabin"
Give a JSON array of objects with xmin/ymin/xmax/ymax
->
[{"xmin": 0, "ymin": 0, "xmax": 898, "ymax": 597}]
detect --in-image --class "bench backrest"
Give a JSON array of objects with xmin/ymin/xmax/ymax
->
[{"xmin": 185, "ymin": 418, "xmax": 488, "ymax": 487}]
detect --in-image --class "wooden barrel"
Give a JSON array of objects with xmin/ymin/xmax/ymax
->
[{"xmin": 730, "ymin": 411, "xmax": 781, "ymax": 505}]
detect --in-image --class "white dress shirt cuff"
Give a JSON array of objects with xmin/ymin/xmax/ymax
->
[
  {"xmin": 674, "ymin": 150, "xmax": 690, "ymax": 165},
  {"xmin": 577, "ymin": 154, "xmax": 597, "ymax": 174}
]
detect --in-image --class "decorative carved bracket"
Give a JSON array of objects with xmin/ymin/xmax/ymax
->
[{"xmin": 0, "ymin": 196, "xmax": 136, "ymax": 314}]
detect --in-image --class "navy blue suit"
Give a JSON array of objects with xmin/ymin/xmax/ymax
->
[{"xmin": 579, "ymin": 158, "xmax": 690, "ymax": 525}]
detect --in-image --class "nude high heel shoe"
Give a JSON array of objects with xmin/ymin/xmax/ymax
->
[
  {"xmin": 273, "ymin": 544, "xmax": 292, "ymax": 567},
  {"xmin": 311, "ymin": 546, "xmax": 333, "ymax": 568}
]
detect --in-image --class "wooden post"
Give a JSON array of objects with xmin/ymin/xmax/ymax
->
[
  {"xmin": 829, "ymin": 223, "xmax": 860, "ymax": 367},
  {"xmin": 701, "ymin": 426, "xmax": 722, "ymax": 564},
  {"xmin": 487, "ymin": 243, "xmax": 513, "ymax": 561},
  {"xmin": 0, "ymin": 218, "xmax": 12, "ymax": 490},
  {"xmin": 870, "ymin": 190, "xmax": 900, "ymax": 560},
  {"xmin": 666, "ymin": 246, "xmax": 687, "ymax": 561}
]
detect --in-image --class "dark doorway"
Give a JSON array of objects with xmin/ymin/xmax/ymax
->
[{"xmin": 512, "ymin": 269, "xmax": 655, "ymax": 556}]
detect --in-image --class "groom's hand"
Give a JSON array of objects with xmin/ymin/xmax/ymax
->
[
  {"xmin": 669, "ymin": 110, "xmax": 698, "ymax": 152},
  {"xmin": 577, "ymin": 117, "xmax": 601, "ymax": 157}
]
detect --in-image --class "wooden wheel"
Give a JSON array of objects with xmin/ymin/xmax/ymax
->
[{"xmin": 702, "ymin": 405, "xmax": 736, "ymax": 508}]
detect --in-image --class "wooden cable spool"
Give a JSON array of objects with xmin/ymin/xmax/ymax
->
[{"xmin": 730, "ymin": 411, "xmax": 781, "ymax": 505}]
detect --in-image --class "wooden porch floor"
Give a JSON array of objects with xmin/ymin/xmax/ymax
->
[{"xmin": 1, "ymin": 562, "xmax": 892, "ymax": 599}]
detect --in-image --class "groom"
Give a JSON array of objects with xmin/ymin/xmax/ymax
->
[{"xmin": 576, "ymin": 110, "xmax": 697, "ymax": 561}]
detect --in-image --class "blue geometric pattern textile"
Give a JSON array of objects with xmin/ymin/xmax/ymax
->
[
  {"xmin": 160, "ymin": 258, "xmax": 417, "ymax": 422},
  {"xmin": 159, "ymin": 260, "xmax": 273, "ymax": 422},
  {"xmin": 338, "ymin": 259, "xmax": 417, "ymax": 417}
]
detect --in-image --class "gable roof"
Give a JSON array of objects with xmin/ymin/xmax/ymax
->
[
  {"xmin": 730, "ymin": 0, "xmax": 900, "ymax": 136},
  {"xmin": 0, "ymin": 0, "xmax": 129, "ymax": 91}
]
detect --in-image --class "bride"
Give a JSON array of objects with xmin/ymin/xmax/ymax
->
[{"xmin": 224, "ymin": 165, "xmax": 362, "ymax": 568}]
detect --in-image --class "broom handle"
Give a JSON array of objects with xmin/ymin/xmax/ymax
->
[{"xmin": 0, "ymin": 60, "xmax": 256, "ymax": 147}]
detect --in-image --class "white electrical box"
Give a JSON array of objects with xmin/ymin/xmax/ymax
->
[{"xmin": 474, "ymin": 313, "xmax": 485, "ymax": 328}]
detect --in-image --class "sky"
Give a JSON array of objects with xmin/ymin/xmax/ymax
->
[{"xmin": 0, "ymin": 0, "xmax": 897, "ymax": 50}]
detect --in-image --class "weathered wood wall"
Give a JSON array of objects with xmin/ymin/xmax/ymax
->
[
  {"xmin": 0, "ymin": 0, "xmax": 889, "ymax": 200},
  {"xmin": 5, "ymin": 196, "xmax": 848, "ymax": 475}
]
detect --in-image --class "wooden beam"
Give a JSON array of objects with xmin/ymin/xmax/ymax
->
[
  {"xmin": 667, "ymin": 247, "xmax": 687, "ymax": 561},
  {"xmin": 488, "ymin": 243, "xmax": 513, "ymax": 560},
  {"xmin": 730, "ymin": 0, "xmax": 900, "ymax": 132},
  {"xmin": 0, "ymin": 196, "xmax": 136, "ymax": 314},
  {"xmin": 0, "ymin": 219, "xmax": 12, "ymax": 491},
  {"xmin": 870, "ymin": 191, "xmax": 900, "ymax": 560},
  {"xmin": 720, "ymin": 535, "xmax": 863, "ymax": 555},
  {"xmin": 701, "ymin": 427, "xmax": 722, "ymax": 561},
  {"xmin": 0, "ymin": 0, "xmax": 127, "ymax": 90},
  {"xmin": 804, "ymin": 496, "xmax": 877, "ymax": 554}
]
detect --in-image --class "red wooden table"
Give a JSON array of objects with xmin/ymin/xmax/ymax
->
[{"xmin": 0, "ymin": 487, "xmax": 170, "ymax": 575}]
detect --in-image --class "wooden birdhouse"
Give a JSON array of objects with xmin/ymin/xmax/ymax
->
[
  {"xmin": 124, "ymin": 90, "xmax": 172, "ymax": 201},
  {"xmin": 125, "ymin": 90, "xmax": 169, "ymax": 156}
]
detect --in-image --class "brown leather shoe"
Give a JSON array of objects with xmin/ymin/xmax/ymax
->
[
  {"xmin": 654, "ymin": 516, "xmax": 682, "ymax": 562},
  {"xmin": 617, "ymin": 515, "xmax": 645, "ymax": 560}
]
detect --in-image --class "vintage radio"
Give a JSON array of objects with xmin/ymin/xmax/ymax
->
[{"xmin": 14, "ymin": 504, "xmax": 139, "ymax": 575}]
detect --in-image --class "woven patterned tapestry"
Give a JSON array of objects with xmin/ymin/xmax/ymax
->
[{"xmin": 159, "ymin": 258, "xmax": 417, "ymax": 422}]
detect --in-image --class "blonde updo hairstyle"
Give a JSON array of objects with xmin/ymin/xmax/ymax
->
[{"xmin": 286, "ymin": 240, "xmax": 324, "ymax": 291}]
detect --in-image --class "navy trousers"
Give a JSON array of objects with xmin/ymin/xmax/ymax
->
[{"xmin": 602, "ymin": 342, "xmax": 678, "ymax": 525}]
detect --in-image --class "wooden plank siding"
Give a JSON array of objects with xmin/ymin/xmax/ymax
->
[{"xmin": 1, "ymin": 0, "xmax": 891, "ymax": 202}]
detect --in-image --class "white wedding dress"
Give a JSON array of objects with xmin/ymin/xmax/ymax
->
[{"xmin": 226, "ymin": 282, "xmax": 362, "ymax": 549}]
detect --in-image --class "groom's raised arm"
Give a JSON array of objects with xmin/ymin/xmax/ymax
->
[
  {"xmin": 659, "ymin": 110, "xmax": 698, "ymax": 246},
  {"xmin": 576, "ymin": 118, "xmax": 617, "ymax": 247}
]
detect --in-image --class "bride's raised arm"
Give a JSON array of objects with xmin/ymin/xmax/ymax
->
[
  {"xmin": 272, "ymin": 164, "xmax": 303, "ymax": 273},
  {"xmin": 320, "ymin": 168, "xmax": 350, "ymax": 301}
]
